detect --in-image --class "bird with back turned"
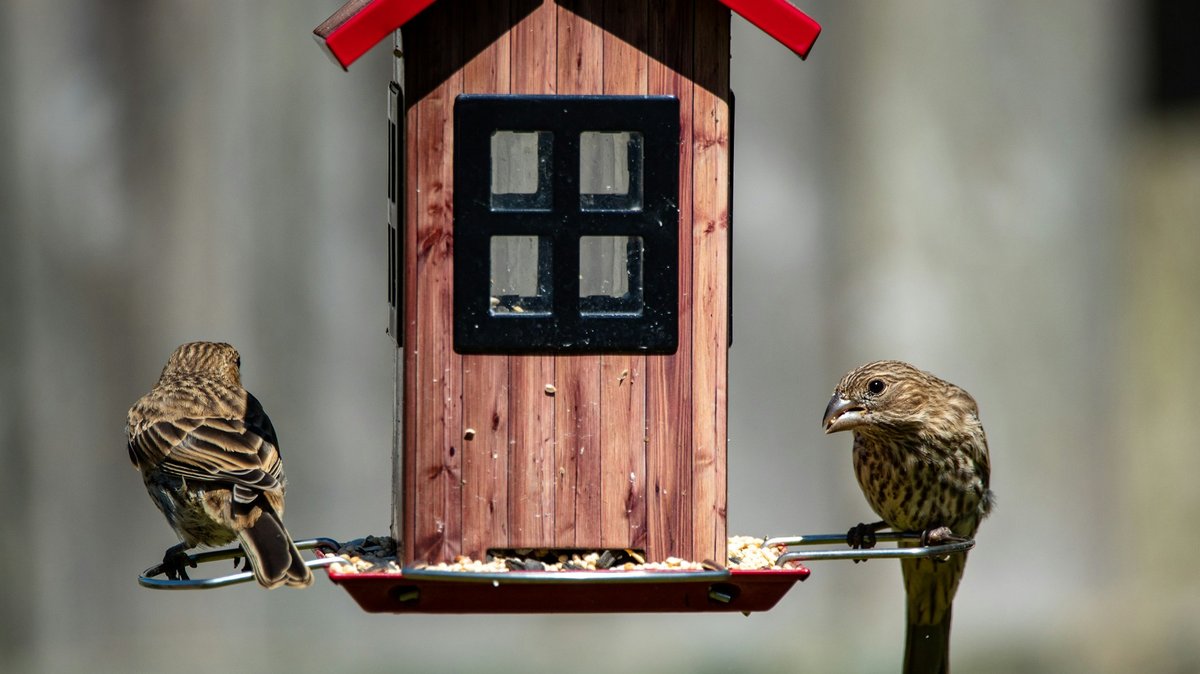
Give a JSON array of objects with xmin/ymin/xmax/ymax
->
[{"xmin": 127, "ymin": 341, "xmax": 312, "ymax": 589}]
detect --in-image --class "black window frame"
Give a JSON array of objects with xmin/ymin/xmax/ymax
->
[{"xmin": 453, "ymin": 94, "xmax": 680, "ymax": 354}]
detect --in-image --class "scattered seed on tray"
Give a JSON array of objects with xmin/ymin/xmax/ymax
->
[{"xmin": 327, "ymin": 536, "xmax": 791, "ymax": 575}]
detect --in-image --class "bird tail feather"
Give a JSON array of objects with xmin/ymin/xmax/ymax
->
[
  {"xmin": 904, "ymin": 606, "xmax": 951, "ymax": 674},
  {"xmin": 901, "ymin": 552, "xmax": 964, "ymax": 674},
  {"xmin": 237, "ymin": 508, "xmax": 313, "ymax": 589}
]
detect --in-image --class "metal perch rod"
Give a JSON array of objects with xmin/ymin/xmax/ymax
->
[
  {"xmin": 138, "ymin": 538, "xmax": 345, "ymax": 590},
  {"xmin": 765, "ymin": 532, "xmax": 975, "ymax": 564}
]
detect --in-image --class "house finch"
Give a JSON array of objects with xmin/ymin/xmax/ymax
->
[
  {"xmin": 823, "ymin": 360, "xmax": 993, "ymax": 674},
  {"xmin": 127, "ymin": 341, "xmax": 312, "ymax": 589}
]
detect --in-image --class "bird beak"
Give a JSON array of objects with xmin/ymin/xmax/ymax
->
[{"xmin": 823, "ymin": 394, "xmax": 865, "ymax": 434}]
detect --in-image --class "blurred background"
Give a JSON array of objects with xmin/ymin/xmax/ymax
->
[{"xmin": 2, "ymin": 0, "xmax": 1198, "ymax": 671}]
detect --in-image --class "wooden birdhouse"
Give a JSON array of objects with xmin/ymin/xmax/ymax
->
[{"xmin": 313, "ymin": 0, "xmax": 819, "ymax": 612}]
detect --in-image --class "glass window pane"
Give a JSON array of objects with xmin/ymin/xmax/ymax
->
[
  {"xmin": 579, "ymin": 235, "xmax": 643, "ymax": 315},
  {"xmin": 579, "ymin": 131, "xmax": 643, "ymax": 211},
  {"xmin": 490, "ymin": 235, "xmax": 552, "ymax": 315},
  {"xmin": 491, "ymin": 131, "xmax": 552, "ymax": 211}
]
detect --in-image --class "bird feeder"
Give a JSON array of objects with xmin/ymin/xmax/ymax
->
[
  {"xmin": 133, "ymin": 0, "xmax": 983, "ymax": 620},
  {"xmin": 304, "ymin": 0, "xmax": 821, "ymax": 613}
]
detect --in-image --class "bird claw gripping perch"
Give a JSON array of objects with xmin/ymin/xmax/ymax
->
[
  {"xmin": 160, "ymin": 542, "xmax": 197, "ymax": 581},
  {"xmin": 846, "ymin": 521, "xmax": 886, "ymax": 550},
  {"xmin": 765, "ymin": 531, "xmax": 975, "ymax": 565},
  {"xmin": 138, "ymin": 538, "xmax": 346, "ymax": 589},
  {"xmin": 845, "ymin": 521, "xmax": 889, "ymax": 563}
]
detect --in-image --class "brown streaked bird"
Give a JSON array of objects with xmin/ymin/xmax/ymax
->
[
  {"xmin": 823, "ymin": 360, "xmax": 993, "ymax": 674},
  {"xmin": 127, "ymin": 341, "xmax": 312, "ymax": 589}
]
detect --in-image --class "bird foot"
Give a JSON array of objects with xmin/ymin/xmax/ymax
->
[
  {"xmin": 920, "ymin": 526, "xmax": 967, "ymax": 563},
  {"xmin": 920, "ymin": 526, "xmax": 968, "ymax": 546},
  {"xmin": 846, "ymin": 521, "xmax": 887, "ymax": 563},
  {"xmin": 161, "ymin": 543, "xmax": 196, "ymax": 581}
]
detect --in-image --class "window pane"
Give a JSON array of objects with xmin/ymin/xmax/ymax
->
[
  {"xmin": 491, "ymin": 131, "xmax": 552, "ymax": 211},
  {"xmin": 579, "ymin": 131, "xmax": 643, "ymax": 211},
  {"xmin": 490, "ymin": 235, "xmax": 552, "ymax": 315},
  {"xmin": 579, "ymin": 235, "xmax": 643, "ymax": 315}
]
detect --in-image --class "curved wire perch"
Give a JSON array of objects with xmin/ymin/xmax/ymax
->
[
  {"xmin": 765, "ymin": 532, "xmax": 975, "ymax": 564},
  {"xmin": 138, "ymin": 538, "xmax": 345, "ymax": 590}
]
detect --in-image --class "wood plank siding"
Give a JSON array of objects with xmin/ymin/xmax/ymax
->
[{"xmin": 399, "ymin": 0, "xmax": 730, "ymax": 565}]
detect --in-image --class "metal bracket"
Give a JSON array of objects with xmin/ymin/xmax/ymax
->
[
  {"xmin": 138, "ymin": 538, "xmax": 345, "ymax": 590},
  {"xmin": 765, "ymin": 532, "xmax": 975, "ymax": 565}
]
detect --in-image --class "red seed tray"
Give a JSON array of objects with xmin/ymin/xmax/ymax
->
[{"xmin": 321, "ymin": 562, "xmax": 810, "ymax": 614}]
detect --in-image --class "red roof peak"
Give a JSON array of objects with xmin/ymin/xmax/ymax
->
[{"xmin": 314, "ymin": 0, "xmax": 820, "ymax": 70}]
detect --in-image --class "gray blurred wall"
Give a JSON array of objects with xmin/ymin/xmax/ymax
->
[{"xmin": 3, "ymin": 1, "xmax": 1198, "ymax": 672}]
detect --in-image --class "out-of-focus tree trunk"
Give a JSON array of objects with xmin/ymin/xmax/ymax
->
[
  {"xmin": 1113, "ymin": 116, "xmax": 1200, "ymax": 671},
  {"xmin": 0, "ymin": 1, "xmax": 32, "ymax": 658}
]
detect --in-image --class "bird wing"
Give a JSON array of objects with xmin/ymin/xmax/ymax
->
[
  {"xmin": 977, "ymin": 433, "xmax": 991, "ymax": 490},
  {"xmin": 127, "ymin": 395, "xmax": 284, "ymax": 497}
]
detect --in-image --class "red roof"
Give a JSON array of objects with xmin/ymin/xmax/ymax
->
[{"xmin": 314, "ymin": 0, "xmax": 820, "ymax": 70}]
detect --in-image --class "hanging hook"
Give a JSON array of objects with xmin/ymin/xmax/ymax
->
[
  {"xmin": 765, "ymin": 532, "xmax": 974, "ymax": 565},
  {"xmin": 138, "ymin": 538, "xmax": 345, "ymax": 590}
]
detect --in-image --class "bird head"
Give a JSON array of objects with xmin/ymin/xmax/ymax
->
[
  {"xmin": 822, "ymin": 360, "xmax": 976, "ymax": 437},
  {"xmin": 160, "ymin": 341, "xmax": 243, "ymax": 387}
]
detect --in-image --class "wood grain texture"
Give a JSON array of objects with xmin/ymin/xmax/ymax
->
[
  {"xmin": 601, "ymin": 0, "xmax": 650, "ymax": 550},
  {"xmin": 460, "ymin": 355, "xmax": 509, "ymax": 558},
  {"xmin": 553, "ymin": 1, "xmax": 604, "ymax": 548},
  {"xmin": 553, "ymin": 356, "xmax": 601, "ymax": 546},
  {"xmin": 507, "ymin": 356, "xmax": 555, "ymax": 546},
  {"xmin": 603, "ymin": 0, "xmax": 649, "ymax": 95},
  {"xmin": 599, "ymin": 354, "xmax": 646, "ymax": 547},
  {"xmin": 407, "ymin": 0, "xmax": 464, "ymax": 564},
  {"xmin": 645, "ymin": 0, "xmax": 695, "ymax": 561},
  {"xmin": 506, "ymin": 0, "xmax": 557, "ymax": 547},
  {"xmin": 459, "ymin": 0, "xmax": 512, "ymax": 559},
  {"xmin": 463, "ymin": 0, "xmax": 512, "ymax": 94},
  {"xmin": 396, "ymin": 0, "xmax": 732, "ymax": 565},
  {"xmin": 690, "ymin": 0, "xmax": 731, "ymax": 564},
  {"xmin": 511, "ymin": 0, "xmax": 557, "ymax": 95},
  {"xmin": 557, "ymin": 0, "xmax": 603, "ymax": 95}
]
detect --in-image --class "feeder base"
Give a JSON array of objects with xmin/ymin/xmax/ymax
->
[{"xmin": 323, "ymin": 565, "xmax": 810, "ymax": 614}]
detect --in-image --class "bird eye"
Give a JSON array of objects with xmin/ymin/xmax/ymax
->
[{"xmin": 868, "ymin": 378, "xmax": 886, "ymax": 394}]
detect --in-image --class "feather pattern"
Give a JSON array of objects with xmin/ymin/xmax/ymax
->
[
  {"xmin": 825, "ymin": 360, "xmax": 993, "ymax": 673},
  {"xmin": 127, "ymin": 342, "xmax": 311, "ymax": 589}
]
